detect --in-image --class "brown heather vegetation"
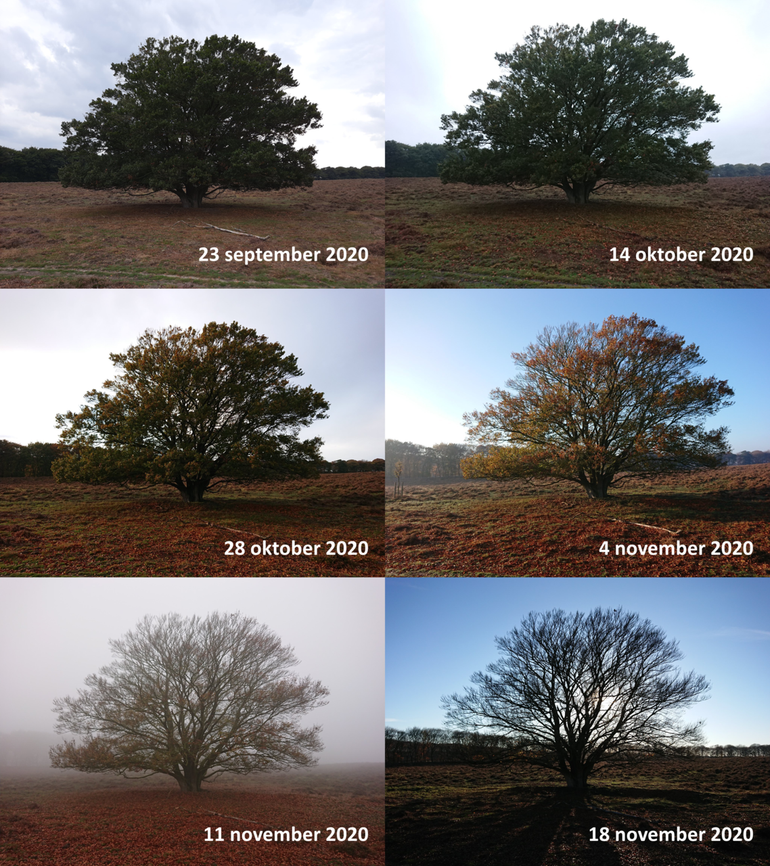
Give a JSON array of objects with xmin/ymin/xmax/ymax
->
[
  {"xmin": 0, "ymin": 179, "xmax": 384, "ymax": 288},
  {"xmin": 386, "ymin": 176, "xmax": 770, "ymax": 287},
  {"xmin": 0, "ymin": 764, "xmax": 384, "ymax": 865},
  {"xmin": 386, "ymin": 464, "xmax": 770, "ymax": 577},
  {"xmin": 0, "ymin": 472, "xmax": 384, "ymax": 576},
  {"xmin": 387, "ymin": 757, "xmax": 770, "ymax": 866}
]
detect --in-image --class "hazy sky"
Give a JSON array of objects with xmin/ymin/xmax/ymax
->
[
  {"xmin": 0, "ymin": 577, "xmax": 384, "ymax": 765},
  {"xmin": 386, "ymin": 577, "xmax": 770, "ymax": 747},
  {"xmin": 386, "ymin": 289, "xmax": 769, "ymax": 454},
  {"xmin": 0, "ymin": 288, "xmax": 383, "ymax": 461},
  {"xmin": 1, "ymin": 0, "xmax": 384, "ymax": 168},
  {"xmin": 388, "ymin": 0, "xmax": 770, "ymax": 165}
]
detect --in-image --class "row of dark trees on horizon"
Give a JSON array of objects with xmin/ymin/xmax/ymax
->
[
  {"xmin": 386, "ymin": 727, "xmax": 770, "ymax": 767},
  {"xmin": 386, "ymin": 439, "xmax": 477, "ymax": 479},
  {"xmin": 385, "ymin": 141, "xmax": 770, "ymax": 180},
  {"xmin": 386, "ymin": 438, "xmax": 770, "ymax": 482},
  {"xmin": 0, "ymin": 440, "xmax": 62, "ymax": 477},
  {"xmin": 0, "ymin": 146, "xmax": 69, "ymax": 182},
  {"xmin": 7, "ymin": 435, "xmax": 763, "ymax": 480},
  {"xmin": 0, "ymin": 146, "xmax": 383, "ymax": 184},
  {"xmin": 0, "ymin": 439, "xmax": 383, "ymax": 478}
]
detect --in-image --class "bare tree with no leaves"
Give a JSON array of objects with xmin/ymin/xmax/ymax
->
[
  {"xmin": 50, "ymin": 612, "xmax": 329, "ymax": 792},
  {"xmin": 441, "ymin": 608, "xmax": 710, "ymax": 790}
]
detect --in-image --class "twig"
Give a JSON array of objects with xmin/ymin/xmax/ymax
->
[
  {"xmin": 173, "ymin": 806, "xmax": 272, "ymax": 828},
  {"xmin": 198, "ymin": 521, "xmax": 268, "ymax": 539},
  {"xmin": 609, "ymin": 518, "xmax": 680, "ymax": 536},
  {"xmin": 199, "ymin": 809, "xmax": 271, "ymax": 827},
  {"xmin": 172, "ymin": 220, "xmax": 269, "ymax": 239}
]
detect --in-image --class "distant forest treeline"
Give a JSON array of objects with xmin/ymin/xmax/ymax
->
[
  {"xmin": 385, "ymin": 141, "xmax": 770, "ymax": 180},
  {"xmin": 0, "ymin": 146, "xmax": 383, "ymax": 183},
  {"xmin": 708, "ymin": 163, "xmax": 770, "ymax": 177},
  {"xmin": 0, "ymin": 146, "xmax": 69, "ymax": 182},
  {"xmin": 314, "ymin": 165, "xmax": 385, "ymax": 179},
  {"xmin": 0, "ymin": 439, "xmax": 383, "ymax": 478},
  {"xmin": 386, "ymin": 438, "xmax": 770, "ymax": 480},
  {"xmin": 386, "ymin": 727, "xmax": 770, "ymax": 767},
  {"xmin": 386, "ymin": 141, "xmax": 454, "ymax": 177}
]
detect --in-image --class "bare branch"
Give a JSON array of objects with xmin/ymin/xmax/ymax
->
[
  {"xmin": 50, "ymin": 612, "xmax": 329, "ymax": 792},
  {"xmin": 441, "ymin": 608, "xmax": 710, "ymax": 790}
]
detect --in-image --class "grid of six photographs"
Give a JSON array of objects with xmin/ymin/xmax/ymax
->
[{"xmin": 1, "ymin": 0, "xmax": 768, "ymax": 860}]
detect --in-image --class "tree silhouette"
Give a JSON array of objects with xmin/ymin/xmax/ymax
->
[
  {"xmin": 442, "ymin": 607, "xmax": 710, "ymax": 790},
  {"xmin": 51, "ymin": 612, "xmax": 329, "ymax": 792},
  {"xmin": 462, "ymin": 314, "xmax": 734, "ymax": 499}
]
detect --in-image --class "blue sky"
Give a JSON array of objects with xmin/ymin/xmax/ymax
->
[
  {"xmin": 389, "ymin": 0, "xmax": 770, "ymax": 165},
  {"xmin": 386, "ymin": 289, "xmax": 769, "ymax": 454},
  {"xmin": 386, "ymin": 577, "xmax": 770, "ymax": 747}
]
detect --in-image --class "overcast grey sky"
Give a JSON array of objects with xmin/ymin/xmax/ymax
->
[
  {"xmin": 0, "ymin": 289, "xmax": 383, "ymax": 461},
  {"xmin": 1, "ymin": 0, "xmax": 383, "ymax": 168},
  {"xmin": 388, "ymin": 0, "xmax": 770, "ymax": 165},
  {"xmin": 0, "ymin": 577, "xmax": 384, "ymax": 765}
]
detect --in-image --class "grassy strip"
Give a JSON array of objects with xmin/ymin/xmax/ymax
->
[
  {"xmin": 386, "ymin": 467, "xmax": 770, "ymax": 577},
  {"xmin": 0, "ymin": 180, "xmax": 384, "ymax": 288},
  {"xmin": 387, "ymin": 759, "xmax": 770, "ymax": 866},
  {"xmin": 0, "ymin": 473, "xmax": 384, "ymax": 576},
  {"xmin": 386, "ymin": 176, "xmax": 770, "ymax": 288}
]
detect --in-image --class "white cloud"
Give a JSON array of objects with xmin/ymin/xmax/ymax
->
[{"xmin": 0, "ymin": 0, "xmax": 384, "ymax": 167}]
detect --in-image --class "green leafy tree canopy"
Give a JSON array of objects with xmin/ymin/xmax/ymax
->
[
  {"xmin": 53, "ymin": 321, "xmax": 330, "ymax": 502},
  {"xmin": 440, "ymin": 19, "xmax": 720, "ymax": 203},
  {"xmin": 60, "ymin": 35, "xmax": 322, "ymax": 208},
  {"xmin": 462, "ymin": 314, "xmax": 734, "ymax": 499},
  {"xmin": 51, "ymin": 612, "xmax": 329, "ymax": 792}
]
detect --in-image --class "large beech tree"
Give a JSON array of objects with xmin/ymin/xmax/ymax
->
[
  {"xmin": 60, "ymin": 35, "xmax": 322, "ymax": 208},
  {"xmin": 442, "ymin": 608, "xmax": 710, "ymax": 790},
  {"xmin": 51, "ymin": 612, "xmax": 329, "ymax": 792},
  {"xmin": 440, "ymin": 19, "xmax": 719, "ymax": 203},
  {"xmin": 53, "ymin": 321, "xmax": 329, "ymax": 502},
  {"xmin": 462, "ymin": 314, "xmax": 733, "ymax": 499}
]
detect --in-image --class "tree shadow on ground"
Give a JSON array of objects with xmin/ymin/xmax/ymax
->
[{"xmin": 387, "ymin": 785, "xmax": 625, "ymax": 866}]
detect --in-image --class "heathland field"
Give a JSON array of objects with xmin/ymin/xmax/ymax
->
[
  {"xmin": 0, "ymin": 179, "xmax": 384, "ymax": 288},
  {"xmin": 0, "ymin": 473, "xmax": 384, "ymax": 577},
  {"xmin": 0, "ymin": 764, "xmax": 384, "ymax": 866},
  {"xmin": 387, "ymin": 758, "xmax": 770, "ymax": 866},
  {"xmin": 386, "ymin": 464, "xmax": 770, "ymax": 577},
  {"xmin": 386, "ymin": 176, "xmax": 770, "ymax": 287}
]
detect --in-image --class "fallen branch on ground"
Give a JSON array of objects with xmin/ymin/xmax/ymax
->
[
  {"xmin": 172, "ymin": 220, "xmax": 269, "ymax": 239},
  {"xmin": 197, "ymin": 521, "xmax": 269, "ymax": 539},
  {"xmin": 173, "ymin": 806, "xmax": 272, "ymax": 827},
  {"xmin": 609, "ymin": 518, "xmax": 680, "ymax": 536}
]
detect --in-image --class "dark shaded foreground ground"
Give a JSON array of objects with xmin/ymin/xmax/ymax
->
[
  {"xmin": 0, "ymin": 472, "xmax": 384, "ymax": 576},
  {"xmin": 386, "ymin": 176, "xmax": 770, "ymax": 287},
  {"xmin": 386, "ymin": 465, "xmax": 770, "ymax": 576},
  {"xmin": 387, "ymin": 758, "xmax": 770, "ymax": 866}
]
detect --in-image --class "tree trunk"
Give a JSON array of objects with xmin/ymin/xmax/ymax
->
[
  {"xmin": 175, "ymin": 763, "xmax": 204, "ymax": 791},
  {"xmin": 563, "ymin": 768, "xmax": 590, "ymax": 789},
  {"xmin": 176, "ymin": 185, "xmax": 208, "ymax": 208},
  {"xmin": 579, "ymin": 472, "xmax": 613, "ymax": 499},
  {"xmin": 563, "ymin": 179, "xmax": 595, "ymax": 204},
  {"xmin": 175, "ymin": 476, "xmax": 210, "ymax": 502}
]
